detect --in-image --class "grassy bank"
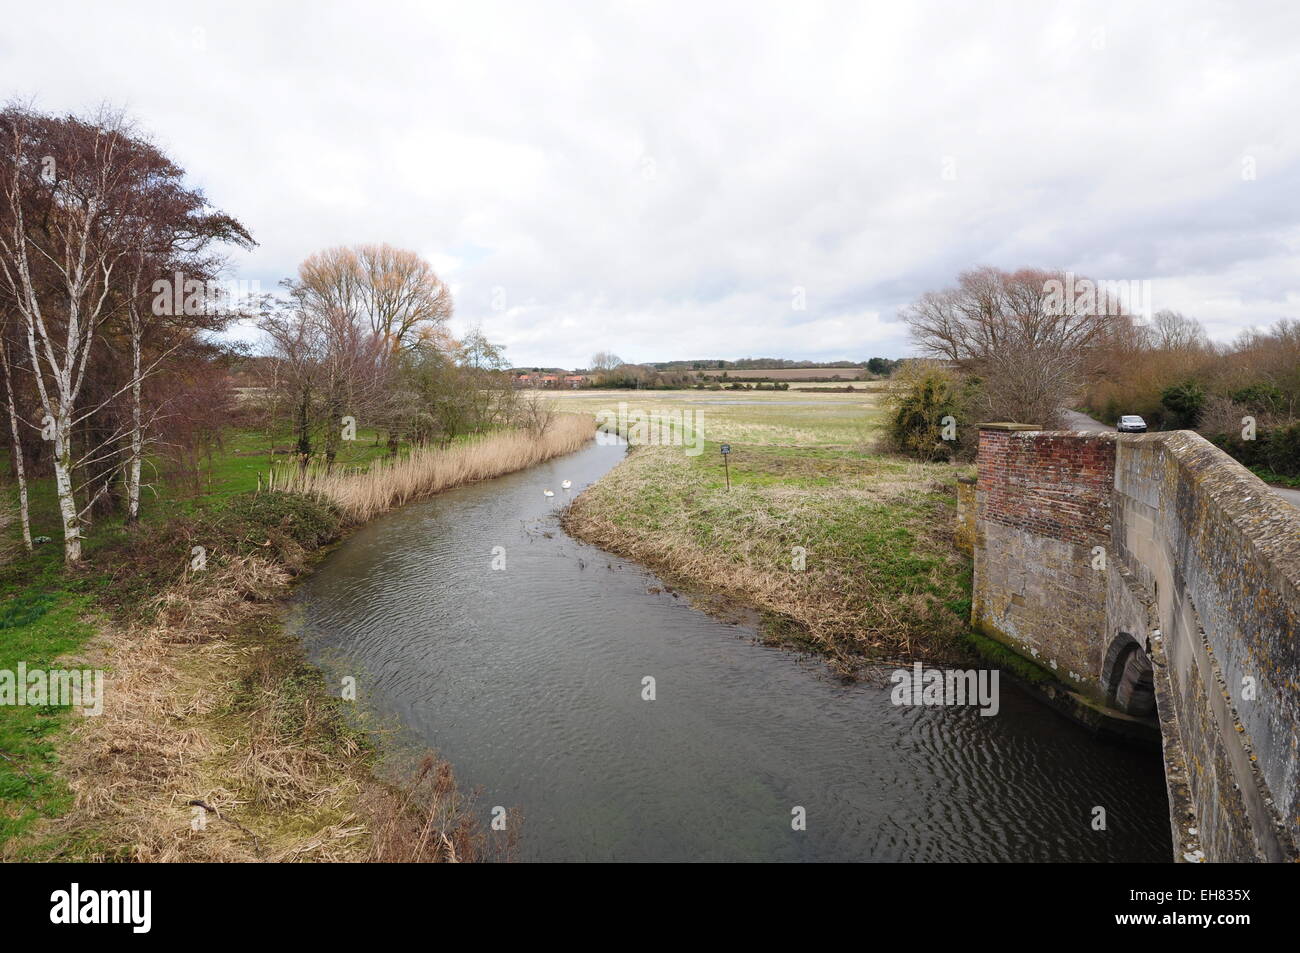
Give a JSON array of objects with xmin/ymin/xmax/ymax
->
[
  {"xmin": 1, "ymin": 417, "xmax": 591, "ymax": 861},
  {"xmin": 0, "ymin": 548, "xmax": 95, "ymax": 846},
  {"xmin": 559, "ymin": 390, "xmax": 973, "ymax": 670}
]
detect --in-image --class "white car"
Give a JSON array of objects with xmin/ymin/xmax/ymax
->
[{"xmin": 1117, "ymin": 415, "xmax": 1148, "ymax": 433}]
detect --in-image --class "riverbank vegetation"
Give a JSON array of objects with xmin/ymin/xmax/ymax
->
[
  {"xmin": 1, "ymin": 483, "xmax": 518, "ymax": 861},
  {"xmin": 0, "ymin": 105, "xmax": 562, "ymax": 860},
  {"xmin": 559, "ymin": 389, "xmax": 973, "ymax": 670},
  {"xmin": 280, "ymin": 414, "xmax": 593, "ymax": 522},
  {"xmin": 1, "ymin": 411, "xmax": 577, "ymax": 859}
]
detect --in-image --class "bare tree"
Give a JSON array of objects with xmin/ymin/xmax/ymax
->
[
  {"xmin": 1144, "ymin": 309, "xmax": 1208, "ymax": 352},
  {"xmin": 316, "ymin": 303, "xmax": 390, "ymax": 468},
  {"xmin": 458, "ymin": 326, "xmax": 515, "ymax": 433},
  {"xmin": 515, "ymin": 387, "xmax": 556, "ymax": 436},
  {"xmin": 298, "ymin": 243, "xmax": 453, "ymax": 350},
  {"xmin": 356, "ymin": 243, "xmax": 453, "ymax": 347},
  {"xmin": 120, "ymin": 199, "xmax": 252, "ymax": 519},
  {"xmin": 258, "ymin": 292, "xmax": 327, "ymax": 468},
  {"xmin": 296, "ymin": 244, "xmax": 453, "ymax": 454},
  {"xmin": 902, "ymin": 267, "xmax": 1131, "ymax": 427},
  {"xmin": 590, "ymin": 350, "xmax": 623, "ymax": 374}
]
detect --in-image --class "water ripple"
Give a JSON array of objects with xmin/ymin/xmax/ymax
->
[{"xmin": 290, "ymin": 439, "xmax": 1172, "ymax": 862}]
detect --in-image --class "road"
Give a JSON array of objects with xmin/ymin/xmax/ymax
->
[
  {"xmin": 1061, "ymin": 410, "xmax": 1300, "ymax": 510},
  {"xmin": 1061, "ymin": 409, "xmax": 1112, "ymax": 433}
]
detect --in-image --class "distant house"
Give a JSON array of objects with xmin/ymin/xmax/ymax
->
[{"xmin": 513, "ymin": 370, "xmax": 585, "ymax": 388}]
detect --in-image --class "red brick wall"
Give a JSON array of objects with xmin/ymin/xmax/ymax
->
[{"xmin": 977, "ymin": 429, "xmax": 1115, "ymax": 546}]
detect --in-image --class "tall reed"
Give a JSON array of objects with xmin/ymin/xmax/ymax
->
[{"xmin": 275, "ymin": 414, "xmax": 594, "ymax": 522}]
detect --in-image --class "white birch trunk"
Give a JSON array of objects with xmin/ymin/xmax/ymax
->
[
  {"xmin": 51, "ymin": 407, "xmax": 80, "ymax": 562},
  {"xmin": 2, "ymin": 349, "xmax": 32, "ymax": 550},
  {"xmin": 126, "ymin": 307, "xmax": 142, "ymax": 522}
]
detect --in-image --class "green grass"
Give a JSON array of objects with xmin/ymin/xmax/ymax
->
[
  {"xmin": 552, "ymin": 387, "xmax": 886, "ymax": 447},
  {"xmin": 0, "ymin": 547, "xmax": 97, "ymax": 845},
  {"xmin": 563, "ymin": 388, "xmax": 976, "ymax": 660},
  {"xmin": 0, "ymin": 424, "xmax": 400, "ymax": 852},
  {"xmin": 1251, "ymin": 466, "xmax": 1300, "ymax": 489},
  {"xmin": 149, "ymin": 426, "xmax": 400, "ymax": 509}
]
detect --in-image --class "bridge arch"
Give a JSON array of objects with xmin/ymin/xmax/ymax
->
[{"xmin": 1101, "ymin": 632, "xmax": 1155, "ymax": 718}]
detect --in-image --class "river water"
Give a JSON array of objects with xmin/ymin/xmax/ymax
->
[{"xmin": 286, "ymin": 437, "xmax": 1172, "ymax": 862}]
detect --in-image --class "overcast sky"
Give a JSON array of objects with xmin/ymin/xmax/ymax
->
[{"xmin": 5, "ymin": 0, "xmax": 1299, "ymax": 367}]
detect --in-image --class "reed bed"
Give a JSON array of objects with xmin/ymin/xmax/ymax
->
[{"xmin": 275, "ymin": 414, "xmax": 594, "ymax": 522}]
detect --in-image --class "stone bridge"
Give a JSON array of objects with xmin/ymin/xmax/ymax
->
[{"xmin": 957, "ymin": 423, "xmax": 1300, "ymax": 863}]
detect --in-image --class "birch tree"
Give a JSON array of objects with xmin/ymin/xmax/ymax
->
[
  {"xmin": 119, "ymin": 212, "xmax": 252, "ymax": 522},
  {"xmin": 0, "ymin": 108, "xmax": 134, "ymax": 561},
  {"xmin": 0, "ymin": 104, "xmax": 252, "ymax": 556}
]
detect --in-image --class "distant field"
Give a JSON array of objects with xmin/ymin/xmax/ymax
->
[
  {"xmin": 549, "ymin": 387, "xmax": 885, "ymax": 447},
  {"xmin": 693, "ymin": 366, "xmax": 866, "ymax": 381},
  {"xmin": 558, "ymin": 385, "xmax": 974, "ymax": 664}
]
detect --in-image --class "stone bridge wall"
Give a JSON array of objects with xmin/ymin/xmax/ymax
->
[
  {"xmin": 969, "ymin": 424, "xmax": 1300, "ymax": 862},
  {"xmin": 1112, "ymin": 432, "xmax": 1299, "ymax": 862}
]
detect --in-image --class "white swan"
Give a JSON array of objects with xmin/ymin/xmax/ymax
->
[
  {"xmin": 543, "ymin": 489, "xmax": 555, "ymax": 497},
  {"xmin": 561, "ymin": 480, "xmax": 572, "ymax": 490}
]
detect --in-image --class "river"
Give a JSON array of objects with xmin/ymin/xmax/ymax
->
[{"xmin": 286, "ymin": 437, "xmax": 1172, "ymax": 862}]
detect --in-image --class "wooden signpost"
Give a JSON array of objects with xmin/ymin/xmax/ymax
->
[{"xmin": 721, "ymin": 444, "xmax": 731, "ymax": 490}]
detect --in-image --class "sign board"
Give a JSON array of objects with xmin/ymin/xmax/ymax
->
[{"xmin": 720, "ymin": 444, "xmax": 731, "ymax": 455}]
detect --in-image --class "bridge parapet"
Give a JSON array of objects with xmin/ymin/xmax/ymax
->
[
  {"xmin": 969, "ymin": 424, "xmax": 1300, "ymax": 862},
  {"xmin": 1112, "ymin": 431, "xmax": 1299, "ymax": 862}
]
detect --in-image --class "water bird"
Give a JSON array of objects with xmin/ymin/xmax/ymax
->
[
  {"xmin": 561, "ymin": 480, "xmax": 572, "ymax": 490},
  {"xmin": 543, "ymin": 489, "xmax": 555, "ymax": 497}
]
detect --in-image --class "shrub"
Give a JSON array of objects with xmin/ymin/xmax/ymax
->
[
  {"xmin": 1160, "ymin": 379, "xmax": 1205, "ymax": 428},
  {"xmin": 1208, "ymin": 421, "xmax": 1300, "ymax": 478},
  {"xmin": 1197, "ymin": 395, "xmax": 1251, "ymax": 437},
  {"xmin": 91, "ymin": 491, "xmax": 343, "ymax": 614},
  {"xmin": 885, "ymin": 361, "xmax": 972, "ymax": 461},
  {"xmin": 210, "ymin": 492, "xmax": 343, "ymax": 554},
  {"xmin": 1231, "ymin": 382, "xmax": 1285, "ymax": 416}
]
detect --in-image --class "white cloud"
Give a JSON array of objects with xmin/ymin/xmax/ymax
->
[{"xmin": 5, "ymin": 0, "xmax": 1299, "ymax": 367}]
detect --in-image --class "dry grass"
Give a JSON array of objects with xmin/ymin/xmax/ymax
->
[
  {"xmin": 13, "ymin": 549, "xmax": 501, "ymax": 862},
  {"xmin": 363, "ymin": 755, "xmax": 517, "ymax": 862},
  {"xmin": 0, "ymin": 495, "xmax": 21, "ymax": 566},
  {"xmin": 563, "ymin": 444, "xmax": 972, "ymax": 672},
  {"xmin": 22, "ymin": 554, "xmax": 355, "ymax": 861},
  {"xmin": 276, "ymin": 415, "xmax": 594, "ymax": 521},
  {"xmin": 550, "ymin": 388, "xmax": 882, "ymax": 447}
]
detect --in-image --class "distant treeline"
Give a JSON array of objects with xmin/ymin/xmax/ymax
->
[
  {"xmin": 649, "ymin": 358, "xmax": 868, "ymax": 371},
  {"xmin": 511, "ymin": 357, "xmax": 905, "ymax": 380}
]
